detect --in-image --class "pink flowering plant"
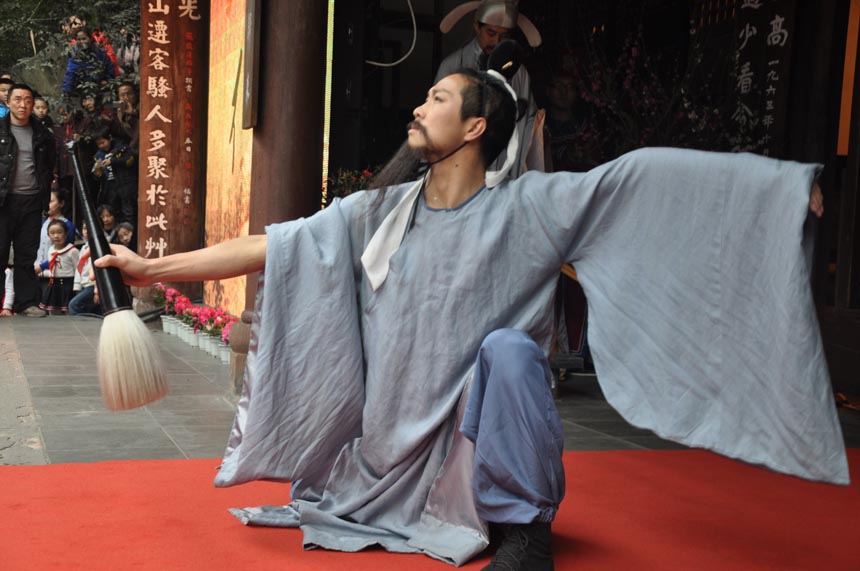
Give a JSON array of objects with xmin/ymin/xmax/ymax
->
[
  {"xmin": 195, "ymin": 306, "xmax": 238, "ymax": 340},
  {"xmin": 192, "ymin": 306, "xmax": 213, "ymax": 333},
  {"xmin": 183, "ymin": 304, "xmax": 201, "ymax": 328},
  {"xmin": 212, "ymin": 311, "xmax": 239, "ymax": 342},
  {"xmin": 154, "ymin": 285, "xmax": 239, "ymax": 343},
  {"xmin": 221, "ymin": 320, "xmax": 237, "ymax": 345},
  {"xmin": 173, "ymin": 296, "xmax": 192, "ymax": 320},
  {"xmin": 154, "ymin": 284, "xmax": 183, "ymax": 316}
]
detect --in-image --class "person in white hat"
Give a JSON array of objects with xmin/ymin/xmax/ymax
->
[{"xmin": 436, "ymin": 0, "xmax": 543, "ymax": 179}]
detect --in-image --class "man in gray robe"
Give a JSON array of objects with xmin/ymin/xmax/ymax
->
[{"xmin": 97, "ymin": 62, "xmax": 846, "ymax": 571}]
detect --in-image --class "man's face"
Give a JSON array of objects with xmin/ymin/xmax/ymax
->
[
  {"xmin": 409, "ymin": 74, "xmax": 473, "ymax": 160},
  {"xmin": 118, "ymin": 85, "xmax": 137, "ymax": 107},
  {"xmin": 82, "ymin": 96, "xmax": 95, "ymax": 112},
  {"xmin": 473, "ymin": 21, "xmax": 513, "ymax": 55},
  {"xmin": 8, "ymin": 89, "xmax": 34, "ymax": 124},
  {"xmin": 0, "ymin": 84, "xmax": 10, "ymax": 105},
  {"xmin": 33, "ymin": 99, "xmax": 49, "ymax": 119}
]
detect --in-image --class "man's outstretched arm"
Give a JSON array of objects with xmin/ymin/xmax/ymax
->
[{"xmin": 94, "ymin": 235, "xmax": 267, "ymax": 287}]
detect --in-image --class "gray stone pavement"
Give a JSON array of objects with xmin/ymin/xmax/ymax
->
[
  {"xmin": 1, "ymin": 316, "xmax": 236, "ymax": 465},
  {"xmin": 1, "ymin": 315, "xmax": 858, "ymax": 466}
]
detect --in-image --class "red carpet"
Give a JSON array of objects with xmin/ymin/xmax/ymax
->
[{"xmin": 2, "ymin": 449, "xmax": 857, "ymax": 570}]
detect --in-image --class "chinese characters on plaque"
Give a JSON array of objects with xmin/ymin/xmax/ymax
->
[
  {"xmin": 141, "ymin": 0, "xmax": 206, "ymax": 260},
  {"xmin": 732, "ymin": 0, "xmax": 796, "ymax": 157}
]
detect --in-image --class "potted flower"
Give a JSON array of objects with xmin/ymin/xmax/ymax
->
[
  {"xmin": 148, "ymin": 285, "xmax": 240, "ymax": 361},
  {"xmin": 205, "ymin": 308, "xmax": 228, "ymax": 357},
  {"xmin": 174, "ymin": 296, "xmax": 194, "ymax": 342},
  {"xmin": 219, "ymin": 318, "xmax": 238, "ymax": 364},
  {"xmin": 154, "ymin": 285, "xmax": 182, "ymax": 335},
  {"xmin": 196, "ymin": 306, "xmax": 221, "ymax": 355}
]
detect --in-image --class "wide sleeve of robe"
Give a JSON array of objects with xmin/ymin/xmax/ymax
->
[
  {"xmin": 511, "ymin": 147, "xmax": 848, "ymax": 485},
  {"xmin": 215, "ymin": 194, "xmax": 370, "ymax": 488}
]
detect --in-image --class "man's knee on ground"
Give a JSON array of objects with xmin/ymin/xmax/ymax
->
[
  {"xmin": 480, "ymin": 329, "xmax": 547, "ymax": 383},
  {"xmin": 481, "ymin": 329, "xmax": 541, "ymax": 356}
]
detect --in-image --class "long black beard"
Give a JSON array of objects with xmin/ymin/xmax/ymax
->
[
  {"xmin": 368, "ymin": 140, "xmax": 426, "ymax": 193},
  {"xmin": 368, "ymin": 123, "xmax": 473, "ymax": 210}
]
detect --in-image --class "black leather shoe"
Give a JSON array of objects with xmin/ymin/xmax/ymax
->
[{"xmin": 482, "ymin": 522, "xmax": 553, "ymax": 571}]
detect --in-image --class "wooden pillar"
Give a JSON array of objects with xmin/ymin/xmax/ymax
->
[
  {"xmin": 810, "ymin": 0, "xmax": 860, "ymax": 395},
  {"xmin": 784, "ymin": 0, "xmax": 851, "ymax": 304},
  {"xmin": 837, "ymin": 31, "xmax": 860, "ymax": 311},
  {"xmin": 245, "ymin": 0, "xmax": 328, "ymax": 308}
]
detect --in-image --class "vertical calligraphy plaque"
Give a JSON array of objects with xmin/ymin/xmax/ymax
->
[
  {"xmin": 140, "ymin": 0, "xmax": 210, "ymax": 295},
  {"xmin": 732, "ymin": 0, "xmax": 797, "ymax": 157}
]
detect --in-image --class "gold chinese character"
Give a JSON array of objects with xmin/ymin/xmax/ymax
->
[
  {"xmin": 145, "ymin": 184, "xmax": 169, "ymax": 206},
  {"xmin": 147, "ymin": 20, "xmax": 170, "ymax": 45},
  {"xmin": 179, "ymin": 0, "xmax": 202, "ymax": 20},
  {"xmin": 147, "ymin": 156, "xmax": 170, "ymax": 179},
  {"xmin": 144, "ymin": 105, "xmax": 173, "ymax": 123},
  {"xmin": 145, "ymin": 213, "xmax": 169, "ymax": 231}
]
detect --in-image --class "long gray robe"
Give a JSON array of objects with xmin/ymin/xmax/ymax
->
[{"xmin": 215, "ymin": 148, "xmax": 849, "ymax": 566}]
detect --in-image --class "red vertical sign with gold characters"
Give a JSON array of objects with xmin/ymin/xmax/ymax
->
[{"xmin": 140, "ymin": 0, "xmax": 209, "ymax": 291}]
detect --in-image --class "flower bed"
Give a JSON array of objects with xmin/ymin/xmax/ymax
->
[{"xmin": 154, "ymin": 284, "xmax": 239, "ymax": 363}]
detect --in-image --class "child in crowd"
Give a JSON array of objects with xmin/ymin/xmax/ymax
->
[
  {"xmin": 69, "ymin": 222, "xmax": 101, "ymax": 316},
  {"xmin": 0, "ymin": 77, "xmax": 11, "ymax": 118},
  {"xmin": 93, "ymin": 126, "xmax": 138, "ymax": 224},
  {"xmin": 2, "ymin": 252, "xmax": 13, "ymax": 317},
  {"xmin": 38, "ymin": 220, "xmax": 79, "ymax": 314},
  {"xmin": 35, "ymin": 189, "xmax": 76, "ymax": 277},
  {"xmin": 116, "ymin": 221, "xmax": 136, "ymax": 252},
  {"xmin": 97, "ymin": 203, "xmax": 121, "ymax": 244},
  {"xmin": 33, "ymin": 95, "xmax": 54, "ymax": 128}
]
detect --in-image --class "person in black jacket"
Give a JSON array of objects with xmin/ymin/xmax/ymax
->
[
  {"xmin": 0, "ymin": 84, "xmax": 57, "ymax": 317},
  {"xmin": 92, "ymin": 125, "xmax": 137, "ymax": 225}
]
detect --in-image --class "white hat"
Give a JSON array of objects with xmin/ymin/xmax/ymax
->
[{"xmin": 440, "ymin": 0, "xmax": 542, "ymax": 48}]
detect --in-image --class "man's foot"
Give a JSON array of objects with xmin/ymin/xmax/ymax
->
[
  {"xmin": 482, "ymin": 522, "xmax": 553, "ymax": 571},
  {"xmin": 19, "ymin": 306, "xmax": 47, "ymax": 317}
]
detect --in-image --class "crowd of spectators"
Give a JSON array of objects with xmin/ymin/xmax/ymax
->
[{"xmin": 0, "ymin": 14, "xmax": 140, "ymax": 318}]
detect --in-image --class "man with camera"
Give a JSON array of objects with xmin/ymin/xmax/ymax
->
[{"xmin": 111, "ymin": 82, "xmax": 139, "ymax": 154}]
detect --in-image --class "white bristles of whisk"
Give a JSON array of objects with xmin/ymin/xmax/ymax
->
[{"xmin": 97, "ymin": 309, "xmax": 169, "ymax": 411}]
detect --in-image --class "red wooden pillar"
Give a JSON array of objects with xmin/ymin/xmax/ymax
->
[{"xmin": 245, "ymin": 0, "xmax": 329, "ymax": 307}]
